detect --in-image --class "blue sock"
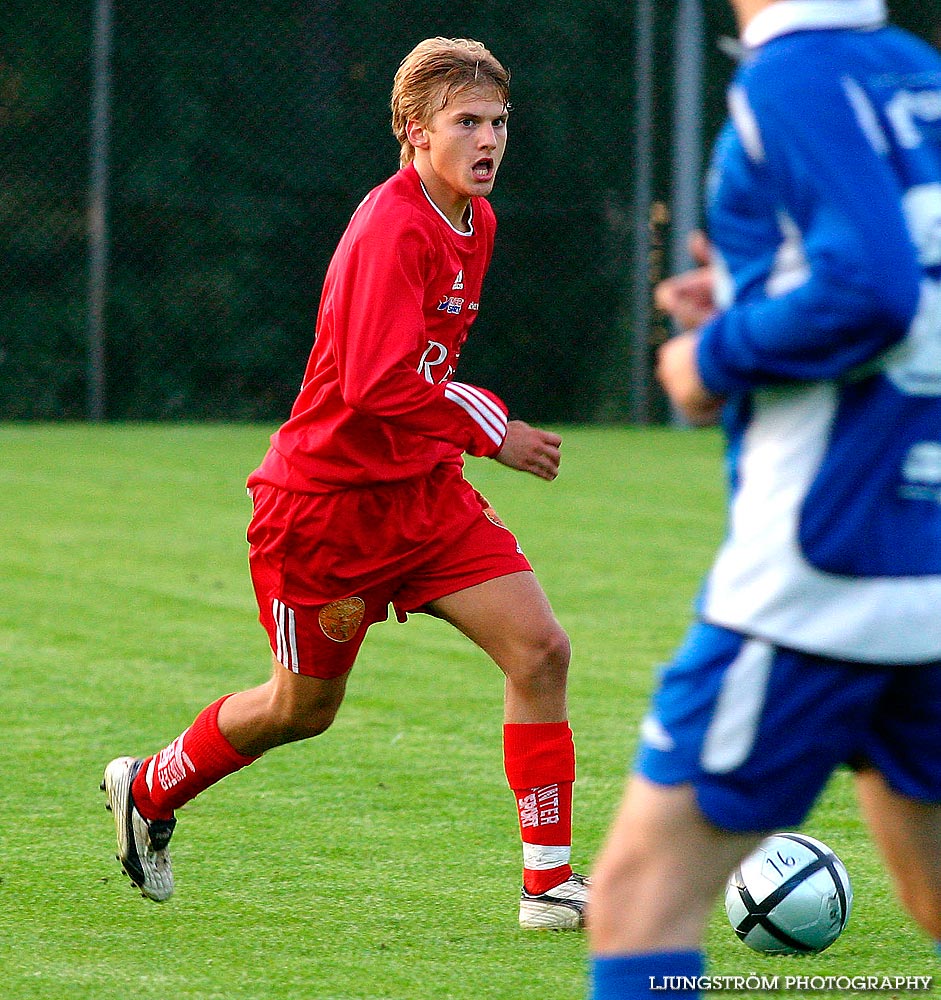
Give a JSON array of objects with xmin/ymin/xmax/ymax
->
[{"xmin": 590, "ymin": 950, "xmax": 705, "ymax": 999}]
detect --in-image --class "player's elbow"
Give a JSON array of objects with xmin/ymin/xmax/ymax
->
[
  {"xmin": 340, "ymin": 378, "xmax": 382, "ymax": 416},
  {"xmin": 824, "ymin": 260, "xmax": 922, "ymax": 357},
  {"xmin": 863, "ymin": 245, "xmax": 923, "ymax": 337}
]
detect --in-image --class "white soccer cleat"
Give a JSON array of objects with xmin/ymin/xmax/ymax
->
[
  {"xmin": 519, "ymin": 872, "xmax": 589, "ymax": 930},
  {"xmin": 101, "ymin": 756, "xmax": 176, "ymax": 902}
]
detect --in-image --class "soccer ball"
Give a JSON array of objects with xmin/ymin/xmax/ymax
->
[{"xmin": 724, "ymin": 832, "xmax": 852, "ymax": 955}]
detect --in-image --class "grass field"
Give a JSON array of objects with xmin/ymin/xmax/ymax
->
[{"xmin": 0, "ymin": 423, "xmax": 936, "ymax": 999}]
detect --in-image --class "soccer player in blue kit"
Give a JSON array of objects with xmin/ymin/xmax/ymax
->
[{"xmin": 587, "ymin": 1, "xmax": 941, "ymax": 996}]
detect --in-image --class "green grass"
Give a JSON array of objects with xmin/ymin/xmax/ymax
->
[{"xmin": 0, "ymin": 424, "xmax": 936, "ymax": 999}]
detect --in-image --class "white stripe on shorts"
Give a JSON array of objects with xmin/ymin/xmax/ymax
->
[
  {"xmin": 700, "ymin": 638, "xmax": 773, "ymax": 775},
  {"xmin": 272, "ymin": 599, "xmax": 299, "ymax": 673}
]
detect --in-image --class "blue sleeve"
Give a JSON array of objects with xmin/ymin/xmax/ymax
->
[{"xmin": 697, "ymin": 62, "xmax": 923, "ymax": 395}]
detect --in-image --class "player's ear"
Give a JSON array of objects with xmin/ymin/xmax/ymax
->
[{"xmin": 406, "ymin": 119, "xmax": 430, "ymax": 150}]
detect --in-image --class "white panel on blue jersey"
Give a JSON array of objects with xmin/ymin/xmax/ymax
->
[
  {"xmin": 728, "ymin": 86, "xmax": 765, "ymax": 164},
  {"xmin": 702, "ymin": 386, "xmax": 941, "ymax": 663},
  {"xmin": 842, "ymin": 76, "xmax": 891, "ymax": 155},
  {"xmin": 902, "ymin": 184, "xmax": 941, "ymax": 268},
  {"xmin": 767, "ymin": 212, "xmax": 810, "ymax": 298},
  {"xmin": 883, "ymin": 279, "xmax": 941, "ymax": 396}
]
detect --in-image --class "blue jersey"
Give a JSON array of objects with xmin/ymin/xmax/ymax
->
[{"xmin": 696, "ymin": 0, "xmax": 941, "ymax": 663}]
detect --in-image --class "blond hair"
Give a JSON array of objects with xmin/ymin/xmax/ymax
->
[{"xmin": 391, "ymin": 37, "xmax": 511, "ymax": 168}]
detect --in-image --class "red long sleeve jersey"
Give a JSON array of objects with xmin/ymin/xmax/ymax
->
[{"xmin": 249, "ymin": 164, "xmax": 509, "ymax": 493}]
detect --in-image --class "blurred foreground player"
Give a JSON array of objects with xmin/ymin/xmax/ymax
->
[
  {"xmin": 588, "ymin": 1, "xmax": 941, "ymax": 995},
  {"xmin": 102, "ymin": 37, "xmax": 587, "ymax": 930}
]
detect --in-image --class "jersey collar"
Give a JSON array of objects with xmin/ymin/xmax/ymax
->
[
  {"xmin": 743, "ymin": 0, "xmax": 887, "ymax": 49},
  {"xmin": 417, "ymin": 176, "xmax": 475, "ymax": 237}
]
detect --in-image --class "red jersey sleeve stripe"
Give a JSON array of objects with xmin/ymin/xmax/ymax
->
[{"xmin": 444, "ymin": 382, "xmax": 508, "ymax": 448}]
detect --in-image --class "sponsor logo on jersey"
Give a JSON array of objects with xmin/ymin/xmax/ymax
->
[
  {"xmin": 417, "ymin": 340, "xmax": 455, "ymax": 384},
  {"xmin": 452, "ymin": 269, "xmax": 464, "ymax": 290},
  {"xmin": 437, "ymin": 295, "xmax": 465, "ymax": 314}
]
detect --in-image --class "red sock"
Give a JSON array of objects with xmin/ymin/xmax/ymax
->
[
  {"xmin": 503, "ymin": 721, "xmax": 576, "ymax": 895},
  {"xmin": 131, "ymin": 695, "xmax": 259, "ymax": 820}
]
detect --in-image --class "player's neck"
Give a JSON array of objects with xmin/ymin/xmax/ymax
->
[{"xmin": 413, "ymin": 161, "xmax": 472, "ymax": 232}]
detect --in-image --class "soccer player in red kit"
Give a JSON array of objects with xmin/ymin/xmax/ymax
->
[{"xmin": 102, "ymin": 36, "xmax": 587, "ymax": 930}]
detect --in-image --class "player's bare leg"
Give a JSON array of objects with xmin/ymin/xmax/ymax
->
[
  {"xmin": 217, "ymin": 657, "xmax": 350, "ymax": 756},
  {"xmin": 430, "ymin": 570, "xmax": 587, "ymax": 928},
  {"xmin": 588, "ymin": 777, "xmax": 759, "ymax": 953},
  {"xmin": 855, "ymin": 766, "xmax": 941, "ymax": 941},
  {"xmin": 430, "ymin": 570, "xmax": 570, "ymax": 724},
  {"xmin": 103, "ymin": 658, "xmax": 349, "ymax": 900}
]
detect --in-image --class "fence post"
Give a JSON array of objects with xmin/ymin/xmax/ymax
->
[
  {"xmin": 87, "ymin": 0, "xmax": 113, "ymax": 422},
  {"xmin": 670, "ymin": 0, "xmax": 705, "ymax": 278},
  {"xmin": 629, "ymin": 0, "xmax": 655, "ymax": 424}
]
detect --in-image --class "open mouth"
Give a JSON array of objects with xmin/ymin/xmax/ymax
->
[{"xmin": 472, "ymin": 158, "xmax": 494, "ymax": 180}]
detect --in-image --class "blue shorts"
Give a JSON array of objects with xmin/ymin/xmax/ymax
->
[{"xmin": 635, "ymin": 622, "xmax": 941, "ymax": 832}]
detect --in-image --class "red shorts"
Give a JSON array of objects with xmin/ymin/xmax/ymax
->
[{"xmin": 246, "ymin": 463, "xmax": 532, "ymax": 678}]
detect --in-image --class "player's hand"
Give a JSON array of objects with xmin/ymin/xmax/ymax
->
[
  {"xmin": 656, "ymin": 332, "xmax": 724, "ymax": 426},
  {"xmin": 495, "ymin": 420, "xmax": 562, "ymax": 481},
  {"xmin": 654, "ymin": 230, "xmax": 717, "ymax": 332}
]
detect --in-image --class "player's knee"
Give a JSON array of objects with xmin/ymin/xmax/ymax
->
[
  {"xmin": 532, "ymin": 619, "xmax": 571, "ymax": 666},
  {"xmin": 513, "ymin": 623, "xmax": 571, "ymax": 690},
  {"xmin": 275, "ymin": 705, "xmax": 338, "ymax": 742},
  {"xmin": 543, "ymin": 624, "xmax": 572, "ymax": 676},
  {"xmin": 265, "ymin": 689, "xmax": 343, "ymax": 744}
]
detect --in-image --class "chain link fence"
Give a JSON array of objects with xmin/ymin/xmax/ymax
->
[{"xmin": 2, "ymin": 2, "xmax": 936, "ymax": 422}]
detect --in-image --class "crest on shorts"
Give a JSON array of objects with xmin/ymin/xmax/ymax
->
[{"xmin": 318, "ymin": 597, "xmax": 366, "ymax": 643}]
